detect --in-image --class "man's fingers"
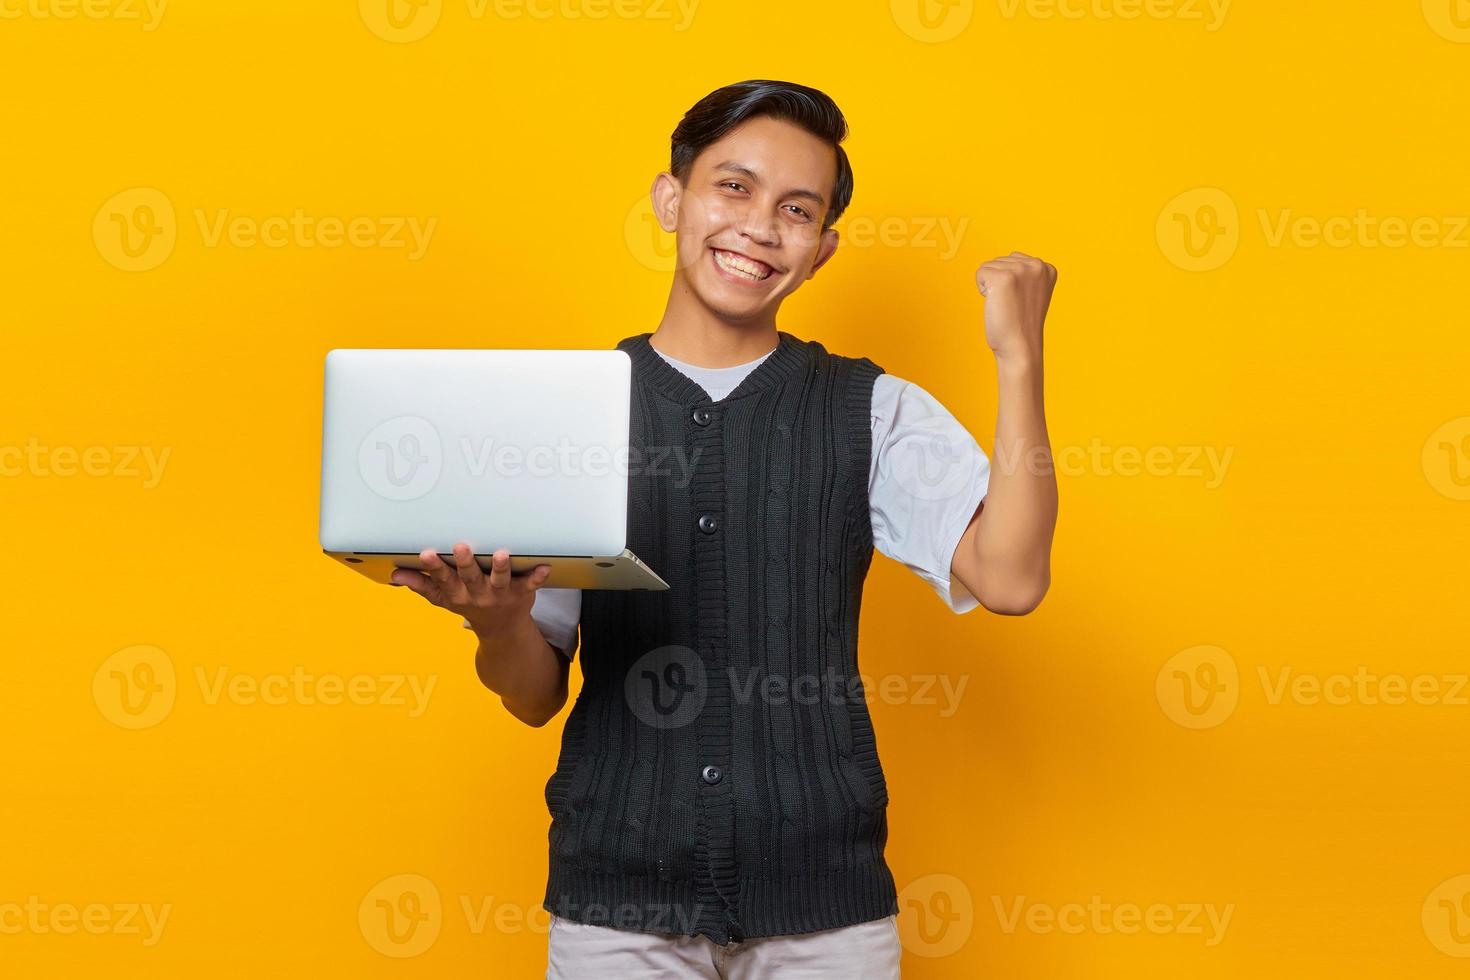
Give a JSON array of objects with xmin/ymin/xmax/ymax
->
[
  {"xmin": 522, "ymin": 564, "xmax": 554, "ymax": 593},
  {"xmin": 405, "ymin": 547, "xmax": 545, "ymax": 604},
  {"xmin": 452, "ymin": 543, "xmax": 486, "ymax": 587},
  {"xmin": 390, "ymin": 568, "xmax": 440, "ymax": 603},
  {"xmin": 389, "ymin": 566, "xmax": 421, "ymax": 588},
  {"xmin": 487, "ymin": 549, "xmax": 512, "ymax": 589},
  {"xmin": 420, "ymin": 549, "xmax": 450, "ymax": 580},
  {"xmin": 977, "ymin": 261, "xmax": 1018, "ymax": 295},
  {"xmin": 418, "ymin": 549, "xmax": 464, "ymax": 602},
  {"xmin": 978, "ymin": 254, "xmax": 1055, "ymax": 293}
]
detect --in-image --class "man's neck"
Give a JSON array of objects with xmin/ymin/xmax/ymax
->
[{"xmin": 649, "ymin": 282, "xmax": 780, "ymax": 368}]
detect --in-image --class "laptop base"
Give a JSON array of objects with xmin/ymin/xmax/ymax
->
[{"xmin": 324, "ymin": 549, "xmax": 669, "ymax": 591}]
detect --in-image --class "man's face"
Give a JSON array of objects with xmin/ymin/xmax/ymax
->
[{"xmin": 651, "ymin": 115, "xmax": 841, "ymax": 324}]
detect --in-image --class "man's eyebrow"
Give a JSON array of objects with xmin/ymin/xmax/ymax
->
[{"xmin": 711, "ymin": 160, "xmax": 827, "ymax": 208}]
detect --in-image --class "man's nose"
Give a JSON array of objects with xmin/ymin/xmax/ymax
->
[{"xmin": 735, "ymin": 205, "xmax": 780, "ymax": 247}]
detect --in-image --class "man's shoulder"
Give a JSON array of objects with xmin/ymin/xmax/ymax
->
[{"xmin": 790, "ymin": 333, "xmax": 885, "ymax": 378}]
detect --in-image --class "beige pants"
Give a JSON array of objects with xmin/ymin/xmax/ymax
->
[{"xmin": 546, "ymin": 913, "xmax": 902, "ymax": 979}]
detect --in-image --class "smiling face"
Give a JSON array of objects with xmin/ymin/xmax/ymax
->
[{"xmin": 651, "ymin": 115, "xmax": 842, "ymax": 325}]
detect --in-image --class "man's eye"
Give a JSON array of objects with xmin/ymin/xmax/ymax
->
[
  {"xmin": 786, "ymin": 205, "xmax": 811, "ymax": 220},
  {"xmin": 722, "ymin": 181, "xmax": 745, "ymax": 192}
]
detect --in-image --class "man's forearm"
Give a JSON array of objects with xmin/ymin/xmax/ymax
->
[
  {"xmin": 955, "ymin": 250, "xmax": 1060, "ymax": 614},
  {"xmin": 971, "ymin": 353, "xmax": 1058, "ymax": 613},
  {"xmin": 473, "ymin": 613, "xmax": 569, "ymax": 727}
]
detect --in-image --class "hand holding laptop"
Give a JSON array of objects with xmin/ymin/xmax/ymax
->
[{"xmin": 391, "ymin": 543, "xmax": 551, "ymax": 633}]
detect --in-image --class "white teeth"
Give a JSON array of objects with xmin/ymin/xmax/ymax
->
[{"xmin": 714, "ymin": 249, "xmax": 770, "ymax": 281}]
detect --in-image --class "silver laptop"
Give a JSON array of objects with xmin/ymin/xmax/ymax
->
[{"xmin": 319, "ymin": 347, "xmax": 669, "ymax": 590}]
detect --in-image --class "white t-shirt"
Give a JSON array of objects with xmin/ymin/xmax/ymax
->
[{"xmin": 472, "ymin": 344, "xmax": 992, "ymax": 658}]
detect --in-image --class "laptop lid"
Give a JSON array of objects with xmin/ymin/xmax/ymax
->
[{"xmin": 319, "ymin": 348, "xmax": 630, "ymax": 558}]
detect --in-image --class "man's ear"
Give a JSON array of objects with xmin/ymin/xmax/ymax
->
[
  {"xmin": 806, "ymin": 227, "xmax": 840, "ymax": 279},
  {"xmin": 650, "ymin": 172, "xmax": 680, "ymax": 233}
]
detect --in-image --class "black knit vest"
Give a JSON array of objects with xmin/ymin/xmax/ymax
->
[{"xmin": 542, "ymin": 330, "xmax": 893, "ymax": 945}]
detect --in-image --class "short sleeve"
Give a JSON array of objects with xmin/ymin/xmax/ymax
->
[
  {"xmin": 462, "ymin": 587, "xmax": 583, "ymax": 660},
  {"xmin": 868, "ymin": 374, "xmax": 991, "ymax": 613}
]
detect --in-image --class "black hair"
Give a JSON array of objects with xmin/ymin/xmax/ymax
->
[{"xmin": 670, "ymin": 79, "xmax": 853, "ymax": 230}]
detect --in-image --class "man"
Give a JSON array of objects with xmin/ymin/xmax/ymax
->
[{"xmin": 391, "ymin": 79, "xmax": 1058, "ymax": 978}]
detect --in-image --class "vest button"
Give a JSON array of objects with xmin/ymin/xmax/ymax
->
[
  {"xmin": 698, "ymin": 514, "xmax": 719, "ymax": 534},
  {"xmin": 701, "ymin": 765, "xmax": 723, "ymax": 785},
  {"xmin": 692, "ymin": 407, "xmax": 712, "ymax": 426}
]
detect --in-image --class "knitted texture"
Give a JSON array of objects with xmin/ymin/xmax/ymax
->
[{"xmin": 542, "ymin": 330, "xmax": 892, "ymax": 945}]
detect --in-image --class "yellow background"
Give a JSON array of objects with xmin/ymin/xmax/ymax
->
[{"xmin": 3, "ymin": 0, "xmax": 1469, "ymax": 976}]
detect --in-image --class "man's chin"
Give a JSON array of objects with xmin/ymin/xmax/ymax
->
[{"xmin": 691, "ymin": 285, "xmax": 771, "ymax": 323}]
